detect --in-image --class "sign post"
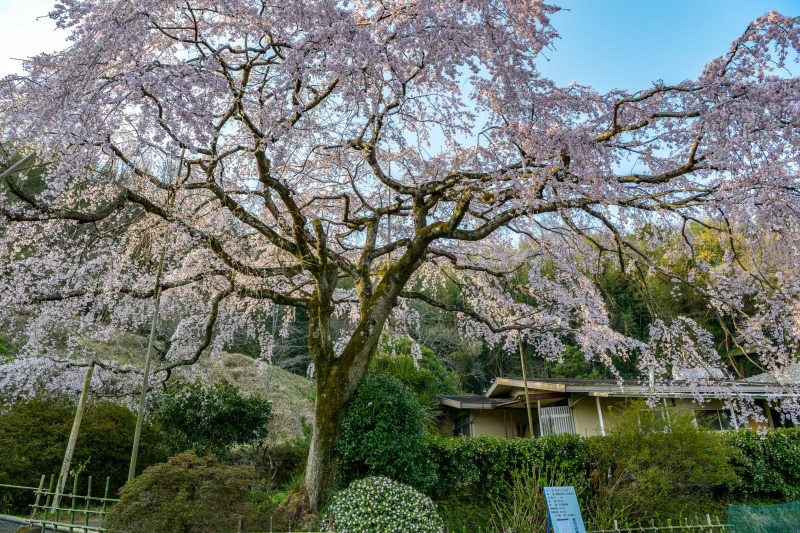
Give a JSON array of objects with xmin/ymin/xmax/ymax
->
[{"xmin": 543, "ymin": 486, "xmax": 587, "ymax": 533}]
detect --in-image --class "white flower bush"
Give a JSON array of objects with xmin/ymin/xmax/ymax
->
[{"xmin": 323, "ymin": 476, "xmax": 444, "ymax": 533}]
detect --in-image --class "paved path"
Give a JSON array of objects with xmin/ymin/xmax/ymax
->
[{"xmin": 0, "ymin": 518, "xmax": 23, "ymax": 533}]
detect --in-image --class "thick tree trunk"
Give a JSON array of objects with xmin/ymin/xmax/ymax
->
[
  {"xmin": 304, "ymin": 370, "xmax": 347, "ymax": 509},
  {"xmin": 277, "ymin": 357, "xmax": 372, "ymax": 525},
  {"xmin": 279, "ymin": 237, "xmax": 431, "ymax": 522}
]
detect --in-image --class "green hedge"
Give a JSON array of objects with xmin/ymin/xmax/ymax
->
[
  {"xmin": 727, "ymin": 428, "xmax": 800, "ymax": 499},
  {"xmin": 425, "ymin": 433, "xmax": 591, "ymax": 498},
  {"xmin": 421, "ymin": 429, "xmax": 800, "ymax": 501}
]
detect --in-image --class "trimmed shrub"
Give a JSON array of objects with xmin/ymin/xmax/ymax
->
[
  {"xmin": 105, "ymin": 451, "xmax": 255, "ymax": 533},
  {"xmin": 335, "ymin": 374, "xmax": 436, "ymax": 491},
  {"xmin": 323, "ymin": 476, "xmax": 443, "ymax": 533},
  {"xmin": 728, "ymin": 428, "xmax": 800, "ymax": 499},
  {"xmin": 426, "ymin": 432, "xmax": 590, "ymax": 498},
  {"xmin": 151, "ymin": 380, "xmax": 272, "ymax": 458}
]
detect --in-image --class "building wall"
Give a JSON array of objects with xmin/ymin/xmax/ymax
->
[
  {"xmin": 469, "ymin": 408, "xmax": 533, "ymax": 438},
  {"xmin": 570, "ymin": 395, "xmax": 629, "ymax": 437},
  {"xmin": 458, "ymin": 394, "xmax": 771, "ymax": 438}
]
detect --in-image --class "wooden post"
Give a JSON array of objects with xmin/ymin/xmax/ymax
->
[
  {"xmin": 84, "ymin": 476, "xmax": 92, "ymax": 528},
  {"xmin": 100, "ymin": 476, "xmax": 110, "ymax": 525},
  {"xmin": 328, "ymin": 513, "xmax": 334, "ymax": 531},
  {"xmin": 518, "ymin": 332, "xmax": 535, "ymax": 438},
  {"xmin": 54, "ymin": 361, "xmax": 95, "ymax": 511},
  {"xmin": 43, "ymin": 474, "xmax": 56, "ymax": 523},
  {"xmin": 31, "ymin": 475, "xmax": 45, "ymax": 519},
  {"xmin": 69, "ymin": 473, "xmax": 78, "ymax": 529}
]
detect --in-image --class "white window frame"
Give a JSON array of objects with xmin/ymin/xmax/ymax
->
[
  {"xmin": 453, "ymin": 413, "xmax": 472, "ymax": 437},
  {"xmin": 694, "ymin": 409, "xmax": 736, "ymax": 431}
]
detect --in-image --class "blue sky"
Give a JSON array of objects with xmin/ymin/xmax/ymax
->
[
  {"xmin": 539, "ymin": 0, "xmax": 800, "ymax": 91},
  {"xmin": 0, "ymin": 1, "xmax": 797, "ymax": 89}
]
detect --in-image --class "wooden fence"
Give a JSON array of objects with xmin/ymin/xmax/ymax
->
[{"xmin": 0, "ymin": 473, "xmax": 119, "ymax": 533}]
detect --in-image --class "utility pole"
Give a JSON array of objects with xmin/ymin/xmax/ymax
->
[
  {"xmin": 0, "ymin": 152, "xmax": 36, "ymax": 180},
  {"xmin": 127, "ymin": 240, "xmax": 167, "ymax": 483},
  {"xmin": 128, "ymin": 153, "xmax": 182, "ymax": 483},
  {"xmin": 518, "ymin": 331, "xmax": 535, "ymax": 438}
]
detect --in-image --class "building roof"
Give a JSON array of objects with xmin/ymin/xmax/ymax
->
[
  {"xmin": 438, "ymin": 395, "xmax": 509, "ymax": 409},
  {"xmin": 438, "ymin": 375, "xmax": 795, "ymax": 410},
  {"xmin": 745, "ymin": 364, "xmax": 800, "ymax": 385}
]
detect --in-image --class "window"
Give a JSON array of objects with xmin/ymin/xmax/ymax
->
[
  {"xmin": 695, "ymin": 409, "xmax": 734, "ymax": 431},
  {"xmin": 769, "ymin": 408, "xmax": 796, "ymax": 428},
  {"xmin": 637, "ymin": 408, "xmax": 670, "ymax": 433},
  {"xmin": 453, "ymin": 414, "xmax": 472, "ymax": 437}
]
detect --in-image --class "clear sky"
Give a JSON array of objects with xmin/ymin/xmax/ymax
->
[
  {"xmin": 0, "ymin": 0, "xmax": 798, "ymax": 90},
  {"xmin": 538, "ymin": 0, "xmax": 800, "ymax": 92}
]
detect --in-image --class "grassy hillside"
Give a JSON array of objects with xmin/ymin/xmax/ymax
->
[
  {"xmin": 176, "ymin": 351, "xmax": 315, "ymax": 439},
  {"xmin": 2, "ymin": 321, "xmax": 315, "ymax": 438}
]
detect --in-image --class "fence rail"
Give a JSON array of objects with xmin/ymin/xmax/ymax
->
[
  {"xmin": 0, "ymin": 473, "xmax": 119, "ymax": 533},
  {"xmin": 587, "ymin": 515, "xmax": 729, "ymax": 533}
]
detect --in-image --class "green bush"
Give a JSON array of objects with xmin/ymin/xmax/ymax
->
[
  {"xmin": 0, "ymin": 394, "xmax": 166, "ymax": 510},
  {"xmin": 228, "ymin": 436, "xmax": 309, "ymax": 496},
  {"xmin": 151, "ymin": 380, "xmax": 272, "ymax": 458},
  {"xmin": 335, "ymin": 373, "xmax": 437, "ymax": 492},
  {"xmin": 370, "ymin": 335, "xmax": 461, "ymax": 408},
  {"xmin": 426, "ymin": 432, "xmax": 590, "ymax": 499},
  {"xmin": 105, "ymin": 451, "xmax": 255, "ymax": 533},
  {"xmin": 728, "ymin": 428, "xmax": 800, "ymax": 500},
  {"xmin": 588, "ymin": 400, "xmax": 738, "ymax": 527},
  {"xmin": 323, "ymin": 476, "xmax": 443, "ymax": 533}
]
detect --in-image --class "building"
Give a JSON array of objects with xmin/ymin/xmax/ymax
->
[{"xmin": 438, "ymin": 375, "xmax": 795, "ymax": 438}]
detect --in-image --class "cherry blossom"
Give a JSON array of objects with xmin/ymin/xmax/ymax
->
[{"xmin": 1, "ymin": 1, "xmax": 799, "ymax": 511}]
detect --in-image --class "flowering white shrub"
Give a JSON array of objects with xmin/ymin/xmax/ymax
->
[{"xmin": 323, "ymin": 476, "xmax": 443, "ymax": 533}]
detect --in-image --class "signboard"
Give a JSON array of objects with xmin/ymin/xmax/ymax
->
[{"xmin": 543, "ymin": 486, "xmax": 587, "ymax": 533}]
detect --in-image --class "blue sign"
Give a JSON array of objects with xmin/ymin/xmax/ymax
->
[{"xmin": 543, "ymin": 486, "xmax": 587, "ymax": 533}]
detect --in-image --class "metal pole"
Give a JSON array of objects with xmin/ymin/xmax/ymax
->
[
  {"xmin": 596, "ymin": 395, "xmax": 606, "ymax": 436},
  {"xmin": 128, "ymin": 153, "xmax": 182, "ymax": 483},
  {"xmin": 518, "ymin": 331, "xmax": 535, "ymax": 438},
  {"xmin": 54, "ymin": 361, "xmax": 94, "ymax": 511},
  {"xmin": 128, "ymin": 226, "xmax": 168, "ymax": 483}
]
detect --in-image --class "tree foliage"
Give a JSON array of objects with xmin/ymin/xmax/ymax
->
[
  {"xmin": 0, "ymin": 394, "xmax": 166, "ymax": 509},
  {"xmin": 369, "ymin": 334, "xmax": 461, "ymax": 408},
  {"xmin": 152, "ymin": 380, "xmax": 272, "ymax": 458}
]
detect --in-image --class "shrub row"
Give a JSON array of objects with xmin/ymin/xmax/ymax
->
[
  {"xmin": 423, "ymin": 428, "xmax": 800, "ymax": 500},
  {"xmin": 426, "ymin": 432, "xmax": 591, "ymax": 498}
]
